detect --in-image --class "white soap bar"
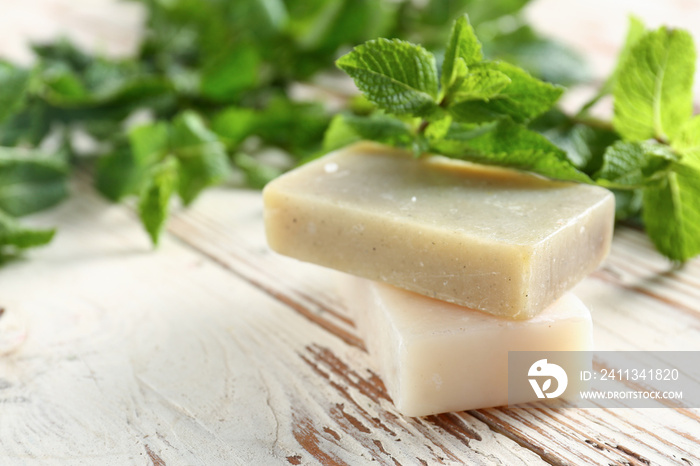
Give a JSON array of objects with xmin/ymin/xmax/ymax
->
[{"xmin": 347, "ymin": 277, "xmax": 592, "ymax": 417}]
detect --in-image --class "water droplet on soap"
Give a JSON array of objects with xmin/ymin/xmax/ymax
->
[
  {"xmin": 411, "ymin": 196, "xmax": 417, "ymax": 202},
  {"xmin": 324, "ymin": 162, "xmax": 338, "ymax": 173}
]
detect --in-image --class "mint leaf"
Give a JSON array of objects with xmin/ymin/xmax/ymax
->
[
  {"xmin": 211, "ymin": 107, "xmax": 257, "ymax": 148},
  {"xmin": 200, "ymin": 45, "xmax": 261, "ymax": 101},
  {"xmin": 434, "ymin": 120, "xmax": 591, "ymax": 182},
  {"xmin": 485, "ymin": 62, "xmax": 564, "ymax": 120},
  {"xmin": 0, "ymin": 209, "xmax": 55, "ymax": 251},
  {"xmin": 442, "ymin": 120, "xmax": 498, "ymax": 140},
  {"xmin": 96, "ymin": 122, "xmax": 170, "ymax": 202},
  {"xmin": 0, "ymin": 101, "xmax": 52, "ymax": 147},
  {"xmin": 138, "ymin": 157, "xmax": 178, "ymax": 246},
  {"xmin": 441, "ymin": 15, "xmax": 482, "ymax": 90},
  {"xmin": 252, "ymin": 97, "xmax": 329, "ymax": 158},
  {"xmin": 461, "ymin": 0, "xmax": 530, "ymax": 24},
  {"xmin": 449, "ymin": 62, "xmax": 562, "ymax": 123},
  {"xmin": 611, "ymin": 16, "xmax": 647, "ymax": 90},
  {"xmin": 0, "ymin": 148, "xmax": 68, "ymax": 217},
  {"xmin": 533, "ymin": 110, "xmax": 619, "ymax": 173},
  {"xmin": 233, "ymin": 152, "xmax": 283, "ymax": 189},
  {"xmin": 0, "ymin": 63, "xmax": 31, "ymax": 124},
  {"xmin": 323, "ymin": 113, "xmax": 417, "ymax": 152},
  {"xmin": 612, "ymin": 189, "xmax": 643, "ymax": 221},
  {"xmin": 323, "ymin": 114, "xmax": 362, "ymax": 152},
  {"xmin": 643, "ymin": 162, "xmax": 700, "ymax": 262},
  {"xmin": 287, "ymin": 0, "xmax": 394, "ymax": 52},
  {"xmin": 613, "ymin": 27, "xmax": 696, "ymax": 141},
  {"xmin": 96, "ymin": 148, "xmax": 146, "ymax": 202},
  {"xmin": 336, "ymin": 38, "xmax": 439, "ymax": 116},
  {"xmin": 672, "ymin": 116, "xmax": 700, "ymax": 161},
  {"xmin": 345, "ymin": 113, "xmax": 415, "ymax": 146},
  {"xmin": 582, "ymin": 15, "xmax": 645, "ymax": 109},
  {"xmin": 595, "ymin": 141, "xmax": 676, "ymax": 188},
  {"xmin": 452, "ymin": 68, "xmax": 511, "ymax": 102},
  {"xmin": 425, "ymin": 115, "xmax": 453, "ymax": 142},
  {"xmin": 170, "ymin": 111, "xmax": 230, "ymax": 205},
  {"xmin": 129, "ymin": 122, "xmax": 169, "ymax": 166}
]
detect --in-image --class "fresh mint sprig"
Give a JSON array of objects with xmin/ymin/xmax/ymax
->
[
  {"xmin": 596, "ymin": 23, "xmax": 699, "ymax": 262},
  {"xmin": 335, "ymin": 15, "xmax": 700, "ymax": 262},
  {"xmin": 336, "ymin": 15, "xmax": 590, "ymax": 183}
]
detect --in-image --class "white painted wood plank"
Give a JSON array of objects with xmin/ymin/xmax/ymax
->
[
  {"xmin": 167, "ymin": 187, "xmax": 700, "ymax": 464},
  {"xmin": 0, "ymin": 189, "xmax": 548, "ymax": 465}
]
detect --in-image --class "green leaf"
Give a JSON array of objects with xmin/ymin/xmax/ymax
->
[
  {"xmin": 336, "ymin": 38, "xmax": 439, "ymax": 116},
  {"xmin": 613, "ymin": 27, "xmax": 696, "ymax": 141},
  {"xmin": 211, "ymin": 107, "xmax": 258, "ymax": 148},
  {"xmin": 170, "ymin": 111, "xmax": 230, "ymax": 205},
  {"xmin": 42, "ymin": 67, "xmax": 88, "ymax": 102},
  {"xmin": 433, "ymin": 120, "xmax": 591, "ymax": 182},
  {"xmin": 233, "ymin": 152, "xmax": 283, "ymax": 189},
  {"xmin": 441, "ymin": 15, "xmax": 482, "ymax": 90},
  {"xmin": 0, "ymin": 209, "xmax": 55, "ymax": 251},
  {"xmin": 533, "ymin": 113, "xmax": 619, "ymax": 174},
  {"xmin": 0, "ymin": 100, "xmax": 53, "ymax": 147},
  {"xmin": 96, "ymin": 122, "xmax": 170, "ymax": 202},
  {"xmin": 322, "ymin": 113, "xmax": 417, "ymax": 152},
  {"xmin": 323, "ymin": 114, "xmax": 362, "ymax": 152},
  {"xmin": 442, "ymin": 120, "xmax": 498, "ymax": 141},
  {"xmin": 449, "ymin": 62, "xmax": 562, "ymax": 123},
  {"xmin": 612, "ymin": 188, "xmax": 643, "ymax": 221},
  {"xmin": 0, "ymin": 148, "xmax": 69, "ymax": 217},
  {"xmin": 252, "ymin": 97, "xmax": 329, "ymax": 158},
  {"xmin": 460, "ymin": 0, "xmax": 530, "ymax": 24},
  {"xmin": 612, "ymin": 16, "xmax": 647, "ymax": 89},
  {"xmin": 200, "ymin": 45, "xmax": 261, "ymax": 101},
  {"xmin": 452, "ymin": 68, "xmax": 511, "ymax": 102},
  {"xmin": 578, "ymin": 16, "xmax": 646, "ymax": 116},
  {"xmin": 595, "ymin": 141, "xmax": 676, "ymax": 188},
  {"xmin": 95, "ymin": 148, "xmax": 147, "ymax": 202},
  {"xmin": 672, "ymin": 116, "xmax": 700, "ymax": 162},
  {"xmin": 343, "ymin": 113, "xmax": 415, "ymax": 146},
  {"xmin": 643, "ymin": 162, "xmax": 700, "ymax": 262},
  {"xmin": 0, "ymin": 63, "xmax": 31, "ymax": 124},
  {"xmin": 129, "ymin": 122, "xmax": 169, "ymax": 166},
  {"xmin": 425, "ymin": 115, "xmax": 453, "ymax": 142},
  {"xmin": 229, "ymin": 0, "xmax": 288, "ymax": 40},
  {"xmin": 288, "ymin": 0, "xmax": 395, "ymax": 52},
  {"xmin": 138, "ymin": 157, "xmax": 179, "ymax": 246}
]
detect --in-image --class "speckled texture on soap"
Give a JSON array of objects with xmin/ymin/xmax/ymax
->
[{"xmin": 264, "ymin": 142, "xmax": 614, "ymax": 318}]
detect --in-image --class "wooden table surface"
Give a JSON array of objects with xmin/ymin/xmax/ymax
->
[{"xmin": 1, "ymin": 1, "xmax": 699, "ymax": 464}]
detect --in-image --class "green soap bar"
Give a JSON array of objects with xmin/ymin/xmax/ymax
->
[{"xmin": 264, "ymin": 142, "xmax": 614, "ymax": 318}]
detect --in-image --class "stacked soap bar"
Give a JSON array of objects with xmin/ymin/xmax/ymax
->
[
  {"xmin": 346, "ymin": 278, "xmax": 592, "ymax": 416},
  {"xmin": 263, "ymin": 142, "xmax": 614, "ymax": 415}
]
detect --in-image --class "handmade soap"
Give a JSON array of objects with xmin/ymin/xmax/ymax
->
[
  {"xmin": 347, "ymin": 277, "xmax": 592, "ymax": 417},
  {"xmin": 264, "ymin": 142, "xmax": 614, "ymax": 318}
]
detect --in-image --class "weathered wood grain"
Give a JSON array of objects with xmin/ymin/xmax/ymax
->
[
  {"xmin": 1, "ymin": 0, "xmax": 700, "ymax": 463},
  {"xmin": 0, "ymin": 188, "xmax": 554, "ymax": 465},
  {"xmin": 166, "ymin": 187, "xmax": 700, "ymax": 464}
]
